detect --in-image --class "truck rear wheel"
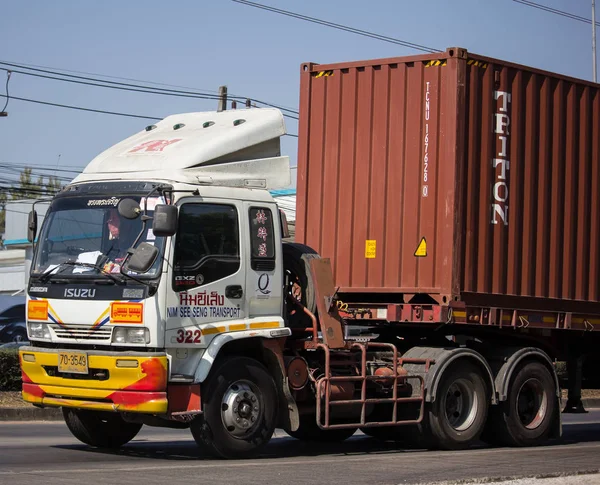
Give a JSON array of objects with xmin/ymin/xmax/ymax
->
[
  {"xmin": 283, "ymin": 243, "xmax": 319, "ymax": 327},
  {"xmin": 425, "ymin": 361, "xmax": 489, "ymax": 450},
  {"xmin": 190, "ymin": 357, "xmax": 278, "ymax": 459},
  {"xmin": 62, "ymin": 408, "xmax": 142, "ymax": 448},
  {"xmin": 483, "ymin": 362, "xmax": 556, "ymax": 447},
  {"xmin": 287, "ymin": 413, "xmax": 357, "ymax": 442}
]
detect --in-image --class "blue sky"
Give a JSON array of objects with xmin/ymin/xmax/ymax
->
[{"xmin": 0, "ymin": 0, "xmax": 597, "ymax": 188}]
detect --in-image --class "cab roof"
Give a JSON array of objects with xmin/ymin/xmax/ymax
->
[
  {"xmin": 81, "ymin": 107, "xmax": 286, "ymax": 174},
  {"xmin": 70, "ymin": 107, "xmax": 291, "ymax": 191}
]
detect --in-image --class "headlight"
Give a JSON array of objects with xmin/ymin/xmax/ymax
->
[
  {"xmin": 27, "ymin": 322, "xmax": 51, "ymax": 340},
  {"xmin": 112, "ymin": 327, "xmax": 150, "ymax": 344}
]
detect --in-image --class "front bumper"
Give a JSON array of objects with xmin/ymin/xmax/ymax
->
[{"xmin": 19, "ymin": 347, "xmax": 168, "ymax": 414}]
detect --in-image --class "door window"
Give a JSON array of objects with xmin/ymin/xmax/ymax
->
[
  {"xmin": 249, "ymin": 207, "xmax": 276, "ymax": 271},
  {"xmin": 172, "ymin": 203, "xmax": 240, "ymax": 291}
]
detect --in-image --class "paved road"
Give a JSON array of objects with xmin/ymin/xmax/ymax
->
[{"xmin": 0, "ymin": 411, "xmax": 599, "ymax": 485}]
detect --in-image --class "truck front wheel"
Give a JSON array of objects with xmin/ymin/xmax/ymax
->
[
  {"xmin": 62, "ymin": 408, "xmax": 142, "ymax": 448},
  {"xmin": 190, "ymin": 357, "xmax": 278, "ymax": 459}
]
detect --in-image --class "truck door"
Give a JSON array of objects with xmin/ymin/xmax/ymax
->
[
  {"xmin": 243, "ymin": 202, "xmax": 283, "ymax": 319},
  {"xmin": 164, "ymin": 199, "xmax": 247, "ymax": 346}
]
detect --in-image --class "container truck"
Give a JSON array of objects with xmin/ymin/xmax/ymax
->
[{"xmin": 19, "ymin": 47, "xmax": 600, "ymax": 458}]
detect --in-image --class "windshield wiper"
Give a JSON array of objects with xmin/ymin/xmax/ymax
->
[
  {"xmin": 37, "ymin": 260, "xmax": 125, "ymax": 284},
  {"xmin": 63, "ymin": 261, "xmax": 125, "ymax": 284}
]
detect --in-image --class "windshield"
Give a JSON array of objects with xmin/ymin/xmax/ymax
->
[{"xmin": 31, "ymin": 195, "xmax": 165, "ymax": 279}]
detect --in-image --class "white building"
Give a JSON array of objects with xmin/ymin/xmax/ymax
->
[
  {"xmin": 1, "ymin": 199, "xmax": 49, "ymax": 295},
  {"xmin": 270, "ymin": 189, "xmax": 296, "ymax": 240}
]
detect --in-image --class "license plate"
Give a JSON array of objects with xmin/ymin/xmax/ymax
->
[{"xmin": 58, "ymin": 351, "xmax": 88, "ymax": 374}]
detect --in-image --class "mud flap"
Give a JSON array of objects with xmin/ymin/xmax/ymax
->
[{"xmin": 262, "ymin": 339, "xmax": 300, "ymax": 432}]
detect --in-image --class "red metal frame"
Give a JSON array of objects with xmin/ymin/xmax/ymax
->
[
  {"xmin": 313, "ymin": 342, "xmax": 431, "ymax": 430},
  {"xmin": 330, "ymin": 299, "xmax": 600, "ymax": 332}
]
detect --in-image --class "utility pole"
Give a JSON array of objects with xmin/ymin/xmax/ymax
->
[
  {"xmin": 593, "ymin": 0, "xmax": 597, "ymax": 82},
  {"xmin": 217, "ymin": 85, "xmax": 228, "ymax": 112},
  {"xmin": 0, "ymin": 70, "xmax": 10, "ymax": 117}
]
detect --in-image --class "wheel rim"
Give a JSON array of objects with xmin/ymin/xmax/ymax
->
[
  {"xmin": 444, "ymin": 378, "xmax": 479, "ymax": 431},
  {"xmin": 285, "ymin": 269, "xmax": 303, "ymax": 303},
  {"xmin": 221, "ymin": 380, "xmax": 262, "ymax": 439},
  {"xmin": 516, "ymin": 377, "xmax": 548, "ymax": 430}
]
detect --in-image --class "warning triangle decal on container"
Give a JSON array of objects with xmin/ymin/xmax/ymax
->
[{"xmin": 414, "ymin": 237, "xmax": 427, "ymax": 257}]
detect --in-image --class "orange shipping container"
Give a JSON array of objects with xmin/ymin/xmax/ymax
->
[{"xmin": 296, "ymin": 47, "xmax": 600, "ymax": 313}]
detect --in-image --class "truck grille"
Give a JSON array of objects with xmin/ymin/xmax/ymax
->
[{"xmin": 49, "ymin": 324, "xmax": 113, "ymax": 341}]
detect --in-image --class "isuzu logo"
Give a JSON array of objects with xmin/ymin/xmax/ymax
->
[{"xmin": 64, "ymin": 288, "xmax": 97, "ymax": 298}]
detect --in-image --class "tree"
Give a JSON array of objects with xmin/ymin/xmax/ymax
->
[
  {"xmin": 0, "ymin": 167, "xmax": 64, "ymax": 246},
  {"xmin": 15, "ymin": 168, "xmax": 40, "ymax": 200}
]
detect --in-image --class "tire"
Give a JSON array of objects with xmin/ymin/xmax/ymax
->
[
  {"xmin": 11, "ymin": 329, "xmax": 27, "ymax": 343},
  {"xmin": 287, "ymin": 413, "xmax": 357, "ymax": 442},
  {"xmin": 483, "ymin": 362, "xmax": 556, "ymax": 447},
  {"xmin": 282, "ymin": 243, "xmax": 319, "ymax": 327},
  {"xmin": 190, "ymin": 357, "xmax": 278, "ymax": 459},
  {"xmin": 62, "ymin": 408, "xmax": 142, "ymax": 448},
  {"xmin": 425, "ymin": 361, "xmax": 490, "ymax": 450}
]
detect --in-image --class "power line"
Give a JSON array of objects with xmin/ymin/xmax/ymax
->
[
  {"xmin": 1, "ymin": 60, "xmax": 223, "ymax": 95},
  {"xmin": 0, "ymin": 179, "xmax": 72, "ymax": 188},
  {"xmin": 0, "ymin": 162, "xmax": 81, "ymax": 173},
  {"xmin": 0, "ymin": 189, "xmax": 52, "ymax": 198},
  {"xmin": 231, "ymin": 0, "xmax": 440, "ymax": 53},
  {"xmin": 0, "ymin": 174, "xmax": 74, "ymax": 185},
  {"xmin": 2, "ymin": 207, "xmax": 44, "ymax": 216},
  {"xmin": 512, "ymin": 0, "xmax": 600, "ymax": 26},
  {"xmin": 0, "ymin": 60, "xmax": 300, "ymax": 117},
  {"xmin": 0, "ymin": 160, "xmax": 87, "ymax": 171},
  {"xmin": 0, "ymin": 93, "xmax": 299, "ymax": 137},
  {"xmin": 0, "ymin": 169, "xmax": 80, "ymax": 184},
  {"xmin": 0, "ymin": 166, "xmax": 77, "ymax": 181},
  {"xmin": 0, "ymin": 66, "xmax": 299, "ymax": 121},
  {"xmin": 0, "ymin": 181, "xmax": 64, "ymax": 191},
  {"xmin": 2, "ymin": 59, "xmax": 301, "ymax": 113},
  {"xmin": 0, "ymin": 93, "xmax": 161, "ymax": 120},
  {"xmin": 0, "ymin": 164, "xmax": 82, "ymax": 175},
  {"xmin": 0, "ymin": 67, "xmax": 226, "ymax": 102}
]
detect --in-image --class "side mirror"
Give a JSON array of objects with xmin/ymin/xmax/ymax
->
[
  {"xmin": 118, "ymin": 198, "xmax": 141, "ymax": 219},
  {"xmin": 152, "ymin": 204, "xmax": 178, "ymax": 237},
  {"xmin": 27, "ymin": 210, "xmax": 38, "ymax": 243},
  {"xmin": 124, "ymin": 242, "xmax": 159, "ymax": 273}
]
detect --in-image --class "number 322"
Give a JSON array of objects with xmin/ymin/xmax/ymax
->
[{"xmin": 176, "ymin": 329, "xmax": 201, "ymax": 344}]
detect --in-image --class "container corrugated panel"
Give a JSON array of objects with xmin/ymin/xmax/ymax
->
[{"xmin": 296, "ymin": 47, "xmax": 600, "ymax": 310}]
